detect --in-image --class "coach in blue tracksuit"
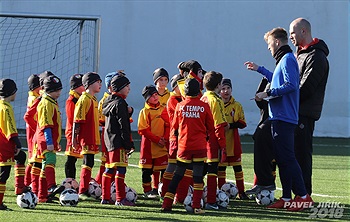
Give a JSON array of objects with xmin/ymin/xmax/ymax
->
[{"xmin": 244, "ymin": 27, "xmax": 313, "ymax": 211}]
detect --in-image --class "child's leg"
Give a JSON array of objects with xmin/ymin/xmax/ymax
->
[
  {"xmin": 161, "ymin": 163, "xmax": 176, "ymax": 198},
  {"xmin": 101, "ymin": 168, "xmax": 114, "ymax": 202},
  {"xmin": 14, "ymin": 150, "xmax": 27, "ymax": 194},
  {"xmin": 233, "ymin": 165, "xmax": 245, "ymax": 193},
  {"xmin": 94, "ymin": 152, "xmax": 107, "ymax": 185},
  {"xmin": 206, "ymin": 162, "xmax": 218, "ymax": 204},
  {"xmin": 31, "ymin": 161, "xmax": 42, "ymax": 195},
  {"xmin": 115, "ymin": 167, "xmax": 126, "ymax": 202},
  {"xmin": 79, "ymin": 154, "xmax": 94, "ymax": 195},
  {"xmin": 24, "ymin": 162, "xmax": 33, "ymax": 186},
  {"xmin": 217, "ymin": 166, "xmax": 226, "ymax": 189},
  {"xmin": 65, "ymin": 155, "xmax": 77, "ymax": 179},
  {"xmin": 192, "ymin": 161, "xmax": 204, "ymax": 209},
  {"xmin": 152, "ymin": 171, "xmax": 160, "ymax": 190},
  {"xmin": 175, "ymin": 167, "xmax": 193, "ymax": 204},
  {"xmin": 142, "ymin": 168, "xmax": 153, "ymax": 194},
  {"xmin": 0, "ymin": 166, "xmax": 11, "ymax": 207}
]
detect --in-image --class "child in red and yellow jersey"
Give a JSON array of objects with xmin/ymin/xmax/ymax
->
[
  {"xmin": 161, "ymin": 78, "xmax": 214, "ymax": 214},
  {"xmin": 201, "ymin": 71, "xmax": 228, "ymax": 210},
  {"xmin": 153, "ymin": 68, "xmax": 170, "ymax": 107},
  {"xmin": 35, "ymin": 75, "xmax": 64, "ymax": 202},
  {"xmin": 219, "ymin": 78, "xmax": 248, "ymax": 199},
  {"xmin": 64, "ymin": 74, "xmax": 85, "ymax": 179},
  {"xmin": 138, "ymin": 85, "xmax": 169, "ymax": 198},
  {"xmin": 0, "ymin": 79, "xmax": 30, "ymax": 211},
  {"xmin": 72, "ymin": 72, "xmax": 102, "ymax": 199},
  {"xmin": 23, "ymin": 74, "xmax": 41, "ymax": 186},
  {"xmin": 23, "ymin": 71, "xmax": 54, "ymax": 196}
]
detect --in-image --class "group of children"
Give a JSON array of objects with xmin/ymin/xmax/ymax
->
[{"xmin": 0, "ymin": 59, "xmax": 248, "ymax": 213}]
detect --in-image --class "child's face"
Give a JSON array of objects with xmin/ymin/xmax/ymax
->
[
  {"xmin": 156, "ymin": 77, "xmax": 168, "ymax": 90},
  {"xmin": 48, "ymin": 89, "xmax": 62, "ymax": 100},
  {"xmin": 89, "ymin": 80, "xmax": 102, "ymax": 94},
  {"xmin": 147, "ymin": 92, "xmax": 159, "ymax": 104},
  {"xmin": 220, "ymin": 85, "xmax": 232, "ymax": 100},
  {"xmin": 119, "ymin": 84, "xmax": 130, "ymax": 97}
]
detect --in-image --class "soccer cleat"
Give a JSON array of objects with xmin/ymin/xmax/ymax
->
[
  {"xmin": 0, "ymin": 203, "xmax": 12, "ymax": 211},
  {"xmin": 47, "ymin": 185, "xmax": 65, "ymax": 198},
  {"xmin": 237, "ymin": 192, "xmax": 250, "ymax": 200},
  {"xmin": 15, "ymin": 186, "xmax": 32, "ymax": 195},
  {"xmin": 287, "ymin": 194, "xmax": 314, "ymax": 212},
  {"xmin": 101, "ymin": 199, "xmax": 114, "ymax": 205},
  {"xmin": 160, "ymin": 207, "xmax": 172, "ymax": 213},
  {"xmin": 267, "ymin": 198, "xmax": 291, "ymax": 209},
  {"xmin": 194, "ymin": 208, "xmax": 205, "ymax": 214},
  {"xmin": 115, "ymin": 198, "xmax": 136, "ymax": 206},
  {"xmin": 143, "ymin": 190, "xmax": 158, "ymax": 199},
  {"xmin": 245, "ymin": 184, "xmax": 276, "ymax": 195},
  {"xmin": 78, "ymin": 191, "xmax": 91, "ymax": 200},
  {"xmin": 205, "ymin": 203, "xmax": 219, "ymax": 210},
  {"xmin": 38, "ymin": 196, "xmax": 56, "ymax": 203}
]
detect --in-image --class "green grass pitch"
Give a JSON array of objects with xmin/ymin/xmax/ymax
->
[{"xmin": 0, "ymin": 135, "xmax": 349, "ymax": 221}]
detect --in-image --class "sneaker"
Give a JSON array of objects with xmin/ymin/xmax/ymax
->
[
  {"xmin": 143, "ymin": 190, "xmax": 157, "ymax": 199},
  {"xmin": 101, "ymin": 199, "xmax": 114, "ymax": 205},
  {"xmin": 78, "ymin": 191, "xmax": 91, "ymax": 200},
  {"xmin": 0, "ymin": 203, "xmax": 12, "ymax": 211},
  {"xmin": 267, "ymin": 198, "xmax": 291, "ymax": 209},
  {"xmin": 288, "ymin": 194, "xmax": 314, "ymax": 212},
  {"xmin": 160, "ymin": 207, "xmax": 172, "ymax": 213},
  {"xmin": 194, "ymin": 208, "xmax": 205, "ymax": 214},
  {"xmin": 205, "ymin": 202, "xmax": 219, "ymax": 210},
  {"xmin": 151, "ymin": 188, "xmax": 159, "ymax": 196},
  {"xmin": 47, "ymin": 185, "xmax": 65, "ymax": 198},
  {"xmin": 15, "ymin": 186, "xmax": 32, "ymax": 195},
  {"xmin": 245, "ymin": 184, "xmax": 276, "ymax": 195},
  {"xmin": 115, "ymin": 198, "xmax": 136, "ymax": 206},
  {"xmin": 237, "ymin": 192, "xmax": 249, "ymax": 200}
]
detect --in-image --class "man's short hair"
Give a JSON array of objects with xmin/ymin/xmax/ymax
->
[{"xmin": 264, "ymin": 27, "xmax": 288, "ymax": 43}]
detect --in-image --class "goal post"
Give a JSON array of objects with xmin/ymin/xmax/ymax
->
[{"xmin": 0, "ymin": 12, "xmax": 101, "ymax": 130}]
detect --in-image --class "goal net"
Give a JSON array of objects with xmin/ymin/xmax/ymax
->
[{"xmin": 0, "ymin": 13, "xmax": 100, "ymax": 130}]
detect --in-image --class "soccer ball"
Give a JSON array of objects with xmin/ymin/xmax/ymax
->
[
  {"xmin": 125, "ymin": 186, "xmax": 138, "ymax": 203},
  {"xmin": 202, "ymin": 185, "xmax": 207, "ymax": 203},
  {"xmin": 88, "ymin": 179, "xmax": 102, "ymax": 199},
  {"xmin": 221, "ymin": 182, "xmax": 239, "ymax": 199},
  {"xmin": 187, "ymin": 185, "xmax": 194, "ymax": 195},
  {"xmin": 17, "ymin": 191, "xmax": 38, "ymax": 209},
  {"xmin": 158, "ymin": 182, "xmax": 163, "ymax": 196},
  {"xmin": 216, "ymin": 189, "xmax": 230, "ymax": 208},
  {"xmin": 59, "ymin": 188, "xmax": 79, "ymax": 207},
  {"xmin": 256, "ymin": 190, "xmax": 274, "ymax": 205},
  {"xmin": 183, "ymin": 194, "xmax": 204, "ymax": 213},
  {"xmin": 62, "ymin": 177, "xmax": 79, "ymax": 191}
]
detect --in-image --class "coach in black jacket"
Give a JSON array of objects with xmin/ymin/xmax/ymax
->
[{"xmin": 289, "ymin": 18, "xmax": 330, "ymax": 195}]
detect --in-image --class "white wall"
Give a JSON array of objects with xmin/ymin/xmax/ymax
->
[{"xmin": 1, "ymin": 0, "xmax": 349, "ymax": 137}]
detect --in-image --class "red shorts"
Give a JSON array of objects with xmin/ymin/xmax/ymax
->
[
  {"xmin": 81, "ymin": 144, "xmax": 100, "ymax": 155},
  {"xmin": 177, "ymin": 148, "xmax": 206, "ymax": 163},
  {"xmin": 139, "ymin": 154, "xmax": 168, "ymax": 171},
  {"xmin": 106, "ymin": 148, "xmax": 128, "ymax": 168},
  {"xmin": 0, "ymin": 151, "xmax": 14, "ymax": 166},
  {"xmin": 206, "ymin": 147, "xmax": 219, "ymax": 163},
  {"xmin": 65, "ymin": 144, "xmax": 83, "ymax": 158},
  {"xmin": 219, "ymin": 154, "xmax": 242, "ymax": 167}
]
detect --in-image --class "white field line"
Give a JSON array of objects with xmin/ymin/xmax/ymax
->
[{"xmin": 22, "ymin": 148, "xmax": 346, "ymax": 198}]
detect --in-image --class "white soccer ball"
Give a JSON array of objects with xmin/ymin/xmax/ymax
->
[
  {"xmin": 158, "ymin": 182, "xmax": 163, "ymax": 196},
  {"xmin": 256, "ymin": 189, "xmax": 274, "ymax": 205},
  {"xmin": 183, "ymin": 194, "xmax": 204, "ymax": 213},
  {"xmin": 88, "ymin": 179, "xmax": 102, "ymax": 199},
  {"xmin": 62, "ymin": 177, "xmax": 79, "ymax": 191},
  {"xmin": 17, "ymin": 191, "xmax": 38, "ymax": 209},
  {"xmin": 187, "ymin": 185, "xmax": 194, "ymax": 195},
  {"xmin": 125, "ymin": 186, "xmax": 138, "ymax": 203},
  {"xmin": 221, "ymin": 182, "xmax": 239, "ymax": 199},
  {"xmin": 59, "ymin": 188, "xmax": 79, "ymax": 207},
  {"xmin": 202, "ymin": 185, "xmax": 207, "ymax": 203},
  {"xmin": 216, "ymin": 189, "xmax": 230, "ymax": 208}
]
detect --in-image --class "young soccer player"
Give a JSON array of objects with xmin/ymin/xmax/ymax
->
[
  {"xmin": 64, "ymin": 74, "xmax": 85, "ymax": 179},
  {"xmin": 35, "ymin": 75, "xmax": 65, "ymax": 203},
  {"xmin": 23, "ymin": 71, "xmax": 54, "ymax": 196},
  {"xmin": 176, "ymin": 60, "xmax": 204, "ymax": 98},
  {"xmin": 201, "ymin": 71, "xmax": 228, "ymax": 210},
  {"xmin": 161, "ymin": 78, "xmax": 214, "ymax": 214},
  {"xmin": 153, "ymin": 67, "xmax": 170, "ymax": 107},
  {"xmin": 72, "ymin": 72, "xmax": 102, "ymax": 199},
  {"xmin": 138, "ymin": 85, "xmax": 169, "ymax": 198},
  {"xmin": 24, "ymin": 74, "xmax": 41, "ymax": 186},
  {"xmin": 101, "ymin": 74, "xmax": 135, "ymax": 206},
  {"xmin": 219, "ymin": 78, "xmax": 248, "ymax": 199},
  {"xmin": 0, "ymin": 78, "xmax": 30, "ymax": 211}
]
